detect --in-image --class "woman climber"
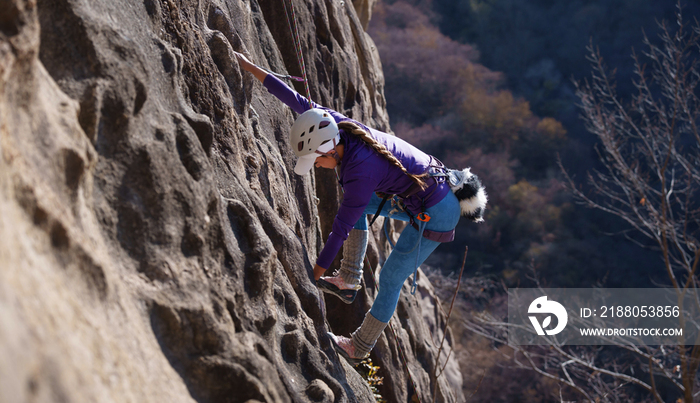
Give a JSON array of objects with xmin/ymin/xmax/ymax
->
[{"xmin": 235, "ymin": 52, "xmax": 475, "ymax": 365}]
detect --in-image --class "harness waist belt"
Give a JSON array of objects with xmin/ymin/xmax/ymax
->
[{"xmin": 410, "ymin": 222, "xmax": 455, "ymax": 243}]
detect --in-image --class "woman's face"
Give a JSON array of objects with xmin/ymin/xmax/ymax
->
[{"xmin": 314, "ymin": 153, "xmax": 338, "ymax": 169}]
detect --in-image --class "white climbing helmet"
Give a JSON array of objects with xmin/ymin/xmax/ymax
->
[{"xmin": 290, "ymin": 108, "xmax": 340, "ymax": 175}]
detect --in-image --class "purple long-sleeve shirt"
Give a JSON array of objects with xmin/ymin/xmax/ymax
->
[{"xmin": 264, "ymin": 75, "xmax": 450, "ymax": 269}]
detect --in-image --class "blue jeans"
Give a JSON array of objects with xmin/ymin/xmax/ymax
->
[{"xmin": 353, "ymin": 192, "xmax": 461, "ymax": 323}]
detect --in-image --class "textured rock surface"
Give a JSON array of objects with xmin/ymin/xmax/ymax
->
[{"xmin": 0, "ymin": 0, "xmax": 462, "ymax": 402}]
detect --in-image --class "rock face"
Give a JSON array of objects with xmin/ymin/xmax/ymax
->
[{"xmin": 0, "ymin": 0, "xmax": 463, "ymax": 402}]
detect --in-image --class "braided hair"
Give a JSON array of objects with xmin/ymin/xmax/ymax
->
[{"xmin": 338, "ymin": 121, "xmax": 427, "ymax": 190}]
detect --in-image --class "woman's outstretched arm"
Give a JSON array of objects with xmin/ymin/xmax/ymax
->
[{"xmin": 235, "ymin": 51, "xmax": 315, "ymax": 114}]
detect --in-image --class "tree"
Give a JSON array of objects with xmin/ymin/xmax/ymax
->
[{"xmin": 466, "ymin": 4, "xmax": 700, "ymax": 402}]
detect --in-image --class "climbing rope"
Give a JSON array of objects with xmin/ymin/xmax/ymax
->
[{"xmin": 281, "ymin": 0, "xmax": 312, "ymax": 104}]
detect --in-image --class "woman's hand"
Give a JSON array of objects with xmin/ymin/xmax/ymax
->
[
  {"xmin": 234, "ymin": 51, "xmax": 268, "ymax": 83},
  {"xmin": 234, "ymin": 51, "xmax": 253, "ymax": 70},
  {"xmin": 313, "ymin": 264, "xmax": 326, "ymax": 281}
]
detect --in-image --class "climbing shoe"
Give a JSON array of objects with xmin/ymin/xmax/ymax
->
[
  {"xmin": 317, "ymin": 276, "xmax": 360, "ymax": 304},
  {"xmin": 328, "ymin": 332, "xmax": 364, "ymax": 366}
]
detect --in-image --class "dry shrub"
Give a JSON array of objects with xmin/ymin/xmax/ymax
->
[{"xmin": 425, "ymin": 268, "xmax": 564, "ymax": 402}]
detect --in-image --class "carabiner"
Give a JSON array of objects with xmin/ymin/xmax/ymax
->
[{"xmin": 416, "ymin": 212, "xmax": 431, "ymax": 222}]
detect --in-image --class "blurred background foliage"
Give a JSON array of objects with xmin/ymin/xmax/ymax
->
[
  {"xmin": 367, "ymin": 0, "xmax": 700, "ymax": 288},
  {"xmin": 367, "ymin": 2, "xmax": 700, "ymax": 400}
]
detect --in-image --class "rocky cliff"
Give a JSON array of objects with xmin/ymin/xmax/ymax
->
[{"xmin": 0, "ymin": 0, "xmax": 463, "ymax": 402}]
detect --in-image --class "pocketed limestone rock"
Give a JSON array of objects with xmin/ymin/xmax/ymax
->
[{"xmin": 0, "ymin": 0, "xmax": 463, "ymax": 402}]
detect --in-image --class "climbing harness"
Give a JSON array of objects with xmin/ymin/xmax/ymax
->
[
  {"xmin": 370, "ymin": 193, "xmax": 455, "ymax": 244},
  {"xmin": 281, "ymin": 0, "xmax": 312, "ymax": 103},
  {"xmin": 369, "ymin": 159, "xmax": 485, "ymax": 298},
  {"xmin": 368, "ymin": 176, "xmax": 455, "ymax": 295}
]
